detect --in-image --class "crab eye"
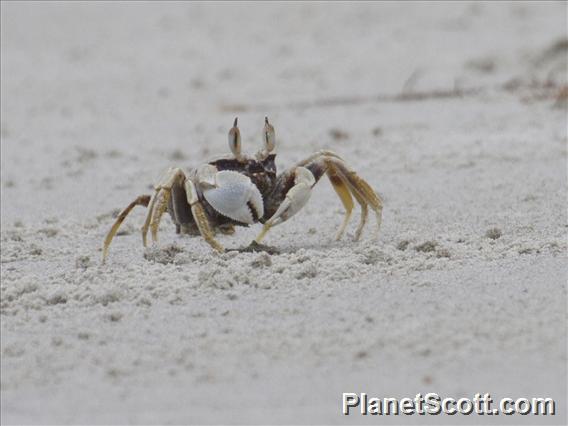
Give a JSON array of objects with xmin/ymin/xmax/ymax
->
[
  {"xmin": 263, "ymin": 116, "xmax": 275, "ymax": 152},
  {"xmin": 228, "ymin": 117, "xmax": 242, "ymax": 158}
]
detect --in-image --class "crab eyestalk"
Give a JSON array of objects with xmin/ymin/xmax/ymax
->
[
  {"xmin": 228, "ymin": 117, "xmax": 243, "ymax": 161},
  {"xmin": 263, "ymin": 116, "xmax": 276, "ymax": 153}
]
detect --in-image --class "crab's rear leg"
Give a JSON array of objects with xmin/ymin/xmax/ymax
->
[
  {"xmin": 328, "ymin": 164, "xmax": 370, "ymax": 241},
  {"xmin": 102, "ymin": 194, "xmax": 151, "ymax": 263},
  {"xmin": 141, "ymin": 167, "xmax": 186, "ymax": 246},
  {"xmin": 327, "ymin": 166, "xmax": 354, "ymax": 240},
  {"xmin": 303, "ymin": 154, "xmax": 381, "ymax": 239},
  {"xmin": 330, "ymin": 159, "xmax": 383, "ymax": 238}
]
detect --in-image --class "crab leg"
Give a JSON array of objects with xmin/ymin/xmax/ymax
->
[
  {"xmin": 184, "ymin": 179, "xmax": 225, "ymax": 252},
  {"xmin": 353, "ymin": 193, "xmax": 369, "ymax": 241},
  {"xmin": 254, "ymin": 154, "xmax": 382, "ymax": 245},
  {"xmin": 299, "ymin": 154, "xmax": 381, "ymax": 240},
  {"xmin": 338, "ymin": 174, "xmax": 369, "ymax": 241},
  {"xmin": 326, "ymin": 166, "xmax": 354, "ymax": 240},
  {"xmin": 254, "ymin": 167, "xmax": 315, "ymax": 244},
  {"xmin": 150, "ymin": 188, "xmax": 171, "ymax": 243},
  {"xmin": 141, "ymin": 192, "xmax": 158, "ymax": 247},
  {"xmin": 141, "ymin": 167, "xmax": 186, "ymax": 246},
  {"xmin": 330, "ymin": 158, "xmax": 382, "ymax": 238},
  {"xmin": 102, "ymin": 194, "xmax": 151, "ymax": 263},
  {"xmin": 295, "ymin": 149, "xmax": 344, "ymax": 167}
]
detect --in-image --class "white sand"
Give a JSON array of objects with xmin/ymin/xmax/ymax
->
[{"xmin": 1, "ymin": 2, "xmax": 566, "ymax": 424}]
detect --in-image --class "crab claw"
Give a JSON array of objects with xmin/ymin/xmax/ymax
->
[{"xmin": 202, "ymin": 170, "xmax": 264, "ymax": 224}]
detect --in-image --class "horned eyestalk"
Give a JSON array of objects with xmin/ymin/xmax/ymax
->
[
  {"xmin": 263, "ymin": 116, "xmax": 276, "ymax": 153},
  {"xmin": 228, "ymin": 117, "xmax": 243, "ymax": 161}
]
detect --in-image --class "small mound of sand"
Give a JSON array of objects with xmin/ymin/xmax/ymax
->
[
  {"xmin": 485, "ymin": 227, "xmax": 502, "ymax": 240},
  {"xmin": 143, "ymin": 244, "xmax": 187, "ymax": 265}
]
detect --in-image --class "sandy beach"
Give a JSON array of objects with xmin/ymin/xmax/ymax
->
[{"xmin": 1, "ymin": 2, "xmax": 567, "ymax": 424}]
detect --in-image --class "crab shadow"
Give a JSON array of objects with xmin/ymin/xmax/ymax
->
[{"xmin": 228, "ymin": 238, "xmax": 358, "ymax": 256}]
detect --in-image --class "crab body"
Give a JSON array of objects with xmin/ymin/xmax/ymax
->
[
  {"xmin": 102, "ymin": 117, "xmax": 383, "ymax": 262},
  {"xmin": 203, "ymin": 153, "xmax": 278, "ymax": 224}
]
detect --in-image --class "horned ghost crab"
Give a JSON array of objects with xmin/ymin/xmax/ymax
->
[{"xmin": 102, "ymin": 117, "xmax": 383, "ymax": 262}]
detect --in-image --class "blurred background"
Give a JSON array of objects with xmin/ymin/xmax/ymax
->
[{"xmin": 1, "ymin": 1, "xmax": 566, "ymax": 222}]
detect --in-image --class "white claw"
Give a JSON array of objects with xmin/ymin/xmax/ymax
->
[
  {"xmin": 202, "ymin": 171, "xmax": 264, "ymax": 224},
  {"xmin": 266, "ymin": 167, "xmax": 314, "ymax": 225}
]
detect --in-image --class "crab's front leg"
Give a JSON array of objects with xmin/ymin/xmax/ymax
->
[
  {"xmin": 195, "ymin": 164, "xmax": 266, "ymax": 252},
  {"xmin": 140, "ymin": 167, "xmax": 226, "ymax": 253},
  {"xmin": 252, "ymin": 153, "xmax": 382, "ymax": 246},
  {"xmin": 184, "ymin": 178, "xmax": 225, "ymax": 253},
  {"xmin": 254, "ymin": 167, "xmax": 314, "ymax": 244}
]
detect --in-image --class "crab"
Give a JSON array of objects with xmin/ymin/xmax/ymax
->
[{"xmin": 102, "ymin": 117, "xmax": 383, "ymax": 262}]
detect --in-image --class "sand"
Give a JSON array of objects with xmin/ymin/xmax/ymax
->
[{"xmin": 1, "ymin": 2, "xmax": 567, "ymax": 424}]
